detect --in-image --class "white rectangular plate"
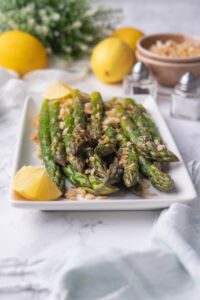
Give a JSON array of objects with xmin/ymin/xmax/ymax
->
[{"xmin": 10, "ymin": 94, "xmax": 197, "ymax": 210}]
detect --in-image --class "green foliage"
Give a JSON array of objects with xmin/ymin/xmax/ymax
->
[{"xmin": 0, "ymin": 0, "xmax": 121, "ymax": 59}]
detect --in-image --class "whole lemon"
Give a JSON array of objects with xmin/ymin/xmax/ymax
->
[
  {"xmin": 112, "ymin": 27, "xmax": 144, "ymax": 51},
  {"xmin": 0, "ymin": 30, "xmax": 47, "ymax": 75},
  {"xmin": 91, "ymin": 37, "xmax": 135, "ymax": 83}
]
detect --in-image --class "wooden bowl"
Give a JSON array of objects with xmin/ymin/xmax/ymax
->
[
  {"xmin": 137, "ymin": 33, "xmax": 200, "ymax": 63},
  {"xmin": 136, "ymin": 50, "xmax": 200, "ymax": 87}
]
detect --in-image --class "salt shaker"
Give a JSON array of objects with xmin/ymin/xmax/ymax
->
[
  {"xmin": 123, "ymin": 61, "xmax": 157, "ymax": 98},
  {"xmin": 171, "ymin": 72, "xmax": 200, "ymax": 120}
]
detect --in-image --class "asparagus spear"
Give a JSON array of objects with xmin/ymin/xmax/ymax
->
[
  {"xmin": 116, "ymin": 103, "xmax": 178, "ymax": 162},
  {"xmin": 63, "ymin": 112, "xmax": 85, "ymax": 172},
  {"xmin": 118, "ymin": 131, "xmax": 140, "ymax": 188},
  {"xmin": 63, "ymin": 165, "xmax": 118, "ymax": 195},
  {"xmin": 88, "ymin": 175, "xmax": 119, "ymax": 195},
  {"xmin": 95, "ymin": 124, "xmax": 117, "ymax": 156},
  {"xmin": 87, "ymin": 91, "xmax": 104, "ymax": 145},
  {"xmin": 154, "ymin": 161, "xmax": 169, "ymax": 172},
  {"xmin": 142, "ymin": 111, "xmax": 162, "ymax": 142},
  {"xmin": 70, "ymin": 91, "xmax": 87, "ymax": 155},
  {"xmin": 106, "ymin": 157, "xmax": 123, "ymax": 185},
  {"xmin": 129, "ymin": 182, "xmax": 144, "ymax": 198},
  {"xmin": 124, "ymin": 99, "xmax": 178, "ymax": 161},
  {"xmin": 124, "ymin": 98, "xmax": 152, "ymax": 139},
  {"xmin": 49, "ymin": 100, "xmax": 66, "ymax": 167},
  {"xmin": 125, "ymin": 98, "xmax": 162, "ymax": 142},
  {"xmin": 138, "ymin": 154, "xmax": 175, "ymax": 192},
  {"xmin": 104, "ymin": 97, "xmax": 118, "ymax": 110},
  {"xmin": 78, "ymin": 90, "xmax": 91, "ymax": 103},
  {"xmin": 85, "ymin": 147, "xmax": 107, "ymax": 179},
  {"xmin": 63, "ymin": 164, "xmax": 91, "ymax": 189},
  {"xmin": 39, "ymin": 99, "xmax": 66, "ymax": 194},
  {"xmin": 131, "ymin": 99, "xmax": 162, "ymax": 142},
  {"xmin": 121, "ymin": 116, "xmax": 178, "ymax": 162}
]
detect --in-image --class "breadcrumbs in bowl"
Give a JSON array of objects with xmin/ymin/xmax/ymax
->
[
  {"xmin": 137, "ymin": 33, "xmax": 200, "ymax": 63},
  {"xmin": 149, "ymin": 40, "xmax": 200, "ymax": 59}
]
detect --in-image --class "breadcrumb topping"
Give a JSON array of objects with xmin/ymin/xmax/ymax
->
[{"xmin": 84, "ymin": 102, "xmax": 92, "ymax": 114}]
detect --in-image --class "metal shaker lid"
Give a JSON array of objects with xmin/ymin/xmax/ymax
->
[
  {"xmin": 131, "ymin": 61, "xmax": 149, "ymax": 80},
  {"xmin": 177, "ymin": 72, "xmax": 197, "ymax": 93}
]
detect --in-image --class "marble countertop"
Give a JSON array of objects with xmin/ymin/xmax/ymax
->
[{"xmin": 0, "ymin": 0, "xmax": 200, "ymax": 273}]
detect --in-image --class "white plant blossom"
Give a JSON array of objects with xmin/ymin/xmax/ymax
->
[
  {"xmin": 0, "ymin": 0, "xmax": 121, "ymax": 59},
  {"xmin": 41, "ymin": 15, "xmax": 50, "ymax": 24},
  {"xmin": 39, "ymin": 9, "xmax": 46, "ymax": 17},
  {"xmin": 64, "ymin": 46, "xmax": 72, "ymax": 53},
  {"xmin": 28, "ymin": 18, "xmax": 35, "ymax": 26},
  {"xmin": 77, "ymin": 43, "xmax": 89, "ymax": 51},
  {"xmin": 8, "ymin": 20, "xmax": 18, "ymax": 29},
  {"xmin": 46, "ymin": 47, "xmax": 52, "ymax": 54},
  {"xmin": 53, "ymin": 31, "xmax": 60, "ymax": 37},
  {"xmin": 51, "ymin": 13, "xmax": 60, "ymax": 21},
  {"xmin": 83, "ymin": 35, "xmax": 94, "ymax": 42},
  {"xmin": 84, "ymin": 7, "xmax": 98, "ymax": 17},
  {"xmin": 40, "ymin": 25, "xmax": 49, "ymax": 35},
  {"xmin": 22, "ymin": 4, "xmax": 34, "ymax": 13},
  {"xmin": 95, "ymin": 20, "xmax": 106, "ymax": 27},
  {"xmin": 35, "ymin": 25, "xmax": 43, "ymax": 33},
  {"xmin": 71, "ymin": 21, "xmax": 82, "ymax": 29}
]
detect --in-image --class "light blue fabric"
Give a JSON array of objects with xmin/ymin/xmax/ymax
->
[{"xmin": 0, "ymin": 161, "xmax": 200, "ymax": 300}]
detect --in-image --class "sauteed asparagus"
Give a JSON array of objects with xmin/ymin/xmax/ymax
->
[{"xmin": 38, "ymin": 90, "xmax": 178, "ymax": 197}]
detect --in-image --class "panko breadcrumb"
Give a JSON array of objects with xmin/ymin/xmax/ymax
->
[
  {"xmin": 141, "ymin": 180, "xmax": 151, "ymax": 189},
  {"xmin": 103, "ymin": 116, "xmax": 120, "ymax": 126},
  {"xmin": 84, "ymin": 102, "xmax": 92, "ymax": 114},
  {"xmin": 36, "ymin": 149, "xmax": 42, "ymax": 159},
  {"xmin": 59, "ymin": 121, "xmax": 65, "ymax": 130},
  {"xmin": 96, "ymin": 195, "xmax": 107, "ymax": 200},
  {"xmin": 60, "ymin": 98, "xmax": 73, "ymax": 107},
  {"xmin": 31, "ymin": 133, "xmax": 39, "ymax": 143},
  {"xmin": 66, "ymin": 187, "xmax": 78, "ymax": 200},
  {"xmin": 59, "ymin": 108, "xmax": 68, "ymax": 120},
  {"xmin": 85, "ymin": 193, "xmax": 95, "ymax": 200},
  {"xmin": 144, "ymin": 191, "xmax": 157, "ymax": 197},
  {"xmin": 116, "ymin": 134, "xmax": 123, "ymax": 141},
  {"xmin": 33, "ymin": 115, "xmax": 39, "ymax": 129},
  {"xmin": 77, "ymin": 188, "xmax": 87, "ymax": 198},
  {"xmin": 102, "ymin": 135, "xmax": 109, "ymax": 143}
]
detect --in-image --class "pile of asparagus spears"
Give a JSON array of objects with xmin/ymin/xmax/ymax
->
[{"xmin": 38, "ymin": 90, "xmax": 178, "ymax": 198}]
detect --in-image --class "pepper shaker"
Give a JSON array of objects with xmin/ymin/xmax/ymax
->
[
  {"xmin": 171, "ymin": 72, "xmax": 200, "ymax": 120},
  {"xmin": 123, "ymin": 61, "xmax": 157, "ymax": 98}
]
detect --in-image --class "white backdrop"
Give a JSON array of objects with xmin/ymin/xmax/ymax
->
[{"xmin": 106, "ymin": 0, "xmax": 200, "ymax": 35}]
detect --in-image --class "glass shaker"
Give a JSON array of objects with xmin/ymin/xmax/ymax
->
[
  {"xmin": 123, "ymin": 61, "xmax": 157, "ymax": 98},
  {"xmin": 171, "ymin": 72, "xmax": 200, "ymax": 121}
]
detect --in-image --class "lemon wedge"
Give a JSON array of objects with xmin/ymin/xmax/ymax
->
[
  {"xmin": 13, "ymin": 166, "xmax": 62, "ymax": 201},
  {"xmin": 43, "ymin": 82, "xmax": 73, "ymax": 100}
]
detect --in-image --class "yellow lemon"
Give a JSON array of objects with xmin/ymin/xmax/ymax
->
[
  {"xmin": 112, "ymin": 27, "xmax": 144, "ymax": 51},
  {"xmin": 13, "ymin": 166, "xmax": 62, "ymax": 201},
  {"xmin": 91, "ymin": 37, "xmax": 135, "ymax": 83},
  {"xmin": 0, "ymin": 30, "xmax": 47, "ymax": 75},
  {"xmin": 44, "ymin": 82, "xmax": 73, "ymax": 100}
]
